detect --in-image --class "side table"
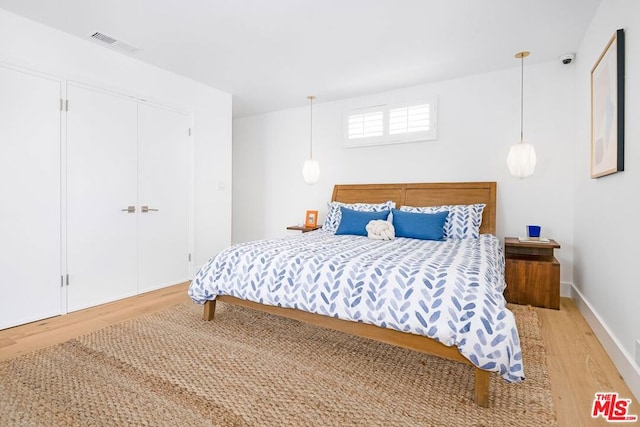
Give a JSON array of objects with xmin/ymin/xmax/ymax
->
[
  {"xmin": 286, "ymin": 225, "xmax": 322, "ymax": 233},
  {"xmin": 503, "ymin": 237, "xmax": 560, "ymax": 310}
]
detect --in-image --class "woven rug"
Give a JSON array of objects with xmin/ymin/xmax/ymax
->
[{"xmin": 0, "ymin": 302, "xmax": 556, "ymax": 426}]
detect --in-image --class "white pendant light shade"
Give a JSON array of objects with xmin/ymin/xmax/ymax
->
[
  {"xmin": 302, "ymin": 158, "xmax": 320, "ymax": 184},
  {"xmin": 507, "ymin": 142, "xmax": 537, "ymax": 178}
]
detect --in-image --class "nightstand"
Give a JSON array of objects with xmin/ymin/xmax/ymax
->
[
  {"xmin": 286, "ymin": 225, "xmax": 322, "ymax": 233},
  {"xmin": 503, "ymin": 237, "xmax": 560, "ymax": 310}
]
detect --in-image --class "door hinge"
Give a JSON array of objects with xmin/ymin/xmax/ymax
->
[
  {"xmin": 188, "ymin": 253, "xmax": 192, "ymax": 262},
  {"xmin": 60, "ymin": 98, "xmax": 63, "ymax": 111},
  {"xmin": 61, "ymin": 275, "xmax": 64, "ymax": 287},
  {"xmin": 65, "ymin": 99, "xmax": 69, "ymax": 111},
  {"xmin": 66, "ymin": 274, "xmax": 70, "ymax": 286},
  {"xmin": 188, "ymin": 128, "xmax": 191, "ymax": 136}
]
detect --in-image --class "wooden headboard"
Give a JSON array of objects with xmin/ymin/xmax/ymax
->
[{"xmin": 331, "ymin": 182, "xmax": 497, "ymax": 235}]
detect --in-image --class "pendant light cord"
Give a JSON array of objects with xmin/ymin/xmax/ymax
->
[
  {"xmin": 520, "ymin": 54, "xmax": 524, "ymax": 143},
  {"xmin": 309, "ymin": 96, "xmax": 313, "ymax": 158}
]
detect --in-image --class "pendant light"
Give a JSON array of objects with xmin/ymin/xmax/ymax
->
[
  {"xmin": 302, "ymin": 95, "xmax": 320, "ymax": 184},
  {"xmin": 507, "ymin": 51, "xmax": 537, "ymax": 178}
]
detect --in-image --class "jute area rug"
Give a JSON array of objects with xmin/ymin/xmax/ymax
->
[{"xmin": 1, "ymin": 302, "xmax": 556, "ymax": 426}]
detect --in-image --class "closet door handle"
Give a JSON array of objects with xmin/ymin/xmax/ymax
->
[
  {"xmin": 121, "ymin": 206, "xmax": 136, "ymax": 213},
  {"xmin": 141, "ymin": 206, "xmax": 159, "ymax": 213}
]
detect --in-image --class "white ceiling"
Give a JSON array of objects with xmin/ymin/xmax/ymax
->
[{"xmin": 0, "ymin": 0, "xmax": 601, "ymax": 118}]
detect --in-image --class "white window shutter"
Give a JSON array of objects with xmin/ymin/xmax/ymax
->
[
  {"xmin": 347, "ymin": 110, "xmax": 384, "ymax": 139},
  {"xmin": 343, "ymin": 97, "xmax": 437, "ymax": 147},
  {"xmin": 389, "ymin": 104, "xmax": 431, "ymax": 135}
]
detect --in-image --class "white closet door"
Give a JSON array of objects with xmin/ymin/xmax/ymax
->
[
  {"xmin": 66, "ymin": 83, "xmax": 138, "ymax": 311},
  {"xmin": 137, "ymin": 103, "xmax": 191, "ymax": 293},
  {"xmin": 0, "ymin": 66, "xmax": 62, "ymax": 329}
]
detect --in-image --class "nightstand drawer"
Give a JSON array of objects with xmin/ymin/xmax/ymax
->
[{"xmin": 504, "ymin": 257, "xmax": 560, "ymax": 309}]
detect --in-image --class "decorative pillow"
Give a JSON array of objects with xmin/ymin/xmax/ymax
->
[
  {"xmin": 335, "ymin": 207, "xmax": 390, "ymax": 236},
  {"xmin": 399, "ymin": 203, "xmax": 486, "ymax": 239},
  {"xmin": 323, "ymin": 200, "xmax": 396, "ymax": 233},
  {"xmin": 365, "ymin": 219, "xmax": 395, "ymax": 240},
  {"xmin": 391, "ymin": 209, "xmax": 448, "ymax": 241}
]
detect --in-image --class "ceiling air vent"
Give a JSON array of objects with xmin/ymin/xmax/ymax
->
[{"xmin": 89, "ymin": 31, "xmax": 141, "ymax": 54}]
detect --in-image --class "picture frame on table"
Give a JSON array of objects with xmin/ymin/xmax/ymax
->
[
  {"xmin": 591, "ymin": 28, "xmax": 625, "ymax": 178},
  {"xmin": 304, "ymin": 210, "xmax": 318, "ymax": 228}
]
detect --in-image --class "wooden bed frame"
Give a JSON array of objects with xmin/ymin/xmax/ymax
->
[{"xmin": 203, "ymin": 182, "xmax": 498, "ymax": 407}]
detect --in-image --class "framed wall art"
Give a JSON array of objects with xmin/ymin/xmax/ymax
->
[{"xmin": 591, "ymin": 28, "xmax": 625, "ymax": 178}]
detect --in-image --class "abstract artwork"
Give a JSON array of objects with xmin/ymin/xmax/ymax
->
[{"xmin": 591, "ymin": 29, "xmax": 625, "ymax": 178}]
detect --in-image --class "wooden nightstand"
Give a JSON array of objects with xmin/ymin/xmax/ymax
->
[
  {"xmin": 503, "ymin": 237, "xmax": 560, "ymax": 310},
  {"xmin": 286, "ymin": 225, "xmax": 322, "ymax": 233}
]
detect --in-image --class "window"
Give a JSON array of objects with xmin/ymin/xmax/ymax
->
[
  {"xmin": 389, "ymin": 104, "xmax": 431, "ymax": 135},
  {"xmin": 348, "ymin": 110, "xmax": 384, "ymax": 139},
  {"xmin": 345, "ymin": 105, "xmax": 385, "ymax": 145},
  {"xmin": 343, "ymin": 97, "xmax": 437, "ymax": 148}
]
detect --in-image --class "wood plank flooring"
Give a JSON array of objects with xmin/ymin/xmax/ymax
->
[
  {"xmin": 0, "ymin": 283, "xmax": 636, "ymax": 425},
  {"xmin": 0, "ymin": 282, "xmax": 192, "ymax": 362},
  {"xmin": 538, "ymin": 299, "xmax": 637, "ymax": 425}
]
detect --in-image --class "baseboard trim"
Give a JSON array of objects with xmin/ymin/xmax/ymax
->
[{"xmin": 571, "ymin": 284, "xmax": 640, "ymax": 401}]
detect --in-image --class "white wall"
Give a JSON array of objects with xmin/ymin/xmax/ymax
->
[
  {"xmin": 233, "ymin": 60, "xmax": 576, "ymax": 285},
  {"xmin": 573, "ymin": 0, "xmax": 640, "ymax": 399},
  {"xmin": 0, "ymin": 9, "xmax": 232, "ymax": 269}
]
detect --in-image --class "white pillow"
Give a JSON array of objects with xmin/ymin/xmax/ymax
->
[
  {"xmin": 399, "ymin": 203, "xmax": 486, "ymax": 239},
  {"xmin": 323, "ymin": 201, "xmax": 396, "ymax": 233}
]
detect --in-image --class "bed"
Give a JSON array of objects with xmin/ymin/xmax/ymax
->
[{"xmin": 189, "ymin": 182, "xmax": 523, "ymax": 407}]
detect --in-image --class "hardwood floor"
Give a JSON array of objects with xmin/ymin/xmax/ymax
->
[
  {"xmin": 538, "ymin": 299, "xmax": 637, "ymax": 426},
  {"xmin": 0, "ymin": 282, "xmax": 192, "ymax": 362},
  {"xmin": 0, "ymin": 284, "xmax": 636, "ymax": 425}
]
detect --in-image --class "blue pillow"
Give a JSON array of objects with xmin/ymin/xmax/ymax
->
[
  {"xmin": 391, "ymin": 209, "xmax": 448, "ymax": 241},
  {"xmin": 335, "ymin": 207, "xmax": 390, "ymax": 236},
  {"xmin": 399, "ymin": 203, "xmax": 485, "ymax": 239}
]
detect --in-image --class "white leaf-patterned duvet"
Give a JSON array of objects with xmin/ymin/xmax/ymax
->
[{"xmin": 189, "ymin": 231, "xmax": 524, "ymax": 382}]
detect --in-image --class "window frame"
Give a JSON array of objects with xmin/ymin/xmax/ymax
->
[{"xmin": 343, "ymin": 97, "xmax": 437, "ymax": 148}]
